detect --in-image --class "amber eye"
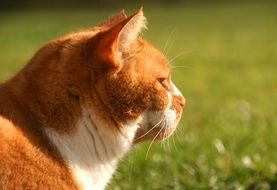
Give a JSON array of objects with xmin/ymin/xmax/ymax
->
[
  {"xmin": 158, "ymin": 77, "xmax": 166, "ymax": 84},
  {"xmin": 158, "ymin": 77, "xmax": 168, "ymax": 89}
]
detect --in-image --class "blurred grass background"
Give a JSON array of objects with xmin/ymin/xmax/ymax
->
[{"xmin": 0, "ymin": 1, "xmax": 277, "ymax": 189}]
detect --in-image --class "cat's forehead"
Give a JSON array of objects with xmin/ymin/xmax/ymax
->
[{"xmin": 140, "ymin": 40, "xmax": 171, "ymax": 72}]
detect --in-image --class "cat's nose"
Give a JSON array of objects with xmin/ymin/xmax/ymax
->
[{"xmin": 178, "ymin": 95, "xmax": 186, "ymax": 108}]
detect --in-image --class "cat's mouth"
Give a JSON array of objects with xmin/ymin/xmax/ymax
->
[
  {"xmin": 133, "ymin": 109, "xmax": 181, "ymax": 144},
  {"xmin": 134, "ymin": 123, "xmax": 177, "ymax": 144}
]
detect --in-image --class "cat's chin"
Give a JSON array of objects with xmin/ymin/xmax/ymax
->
[
  {"xmin": 133, "ymin": 122, "xmax": 178, "ymax": 144},
  {"xmin": 133, "ymin": 109, "xmax": 181, "ymax": 144}
]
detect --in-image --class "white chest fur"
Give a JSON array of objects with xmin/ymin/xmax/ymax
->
[{"xmin": 45, "ymin": 109, "xmax": 139, "ymax": 190}]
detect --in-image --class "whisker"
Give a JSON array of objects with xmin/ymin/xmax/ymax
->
[
  {"xmin": 165, "ymin": 38, "xmax": 177, "ymax": 57},
  {"xmin": 167, "ymin": 130, "xmax": 171, "ymax": 150},
  {"xmin": 164, "ymin": 125, "xmax": 171, "ymax": 151},
  {"xmin": 161, "ymin": 122, "xmax": 167, "ymax": 150},
  {"xmin": 134, "ymin": 117, "xmax": 165, "ymax": 141},
  {"xmin": 178, "ymin": 126, "xmax": 186, "ymax": 136},
  {"xmin": 169, "ymin": 50, "xmax": 191, "ymax": 63},
  {"xmin": 171, "ymin": 65, "xmax": 193, "ymax": 69},
  {"xmin": 163, "ymin": 27, "xmax": 177, "ymax": 55},
  {"xmin": 162, "ymin": 133, "xmax": 169, "ymax": 151},
  {"xmin": 145, "ymin": 122, "xmax": 166, "ymax": 160},
  {"xmin": 172, "ymin": 133, "xmax": 178, "ymax": 151},
  {"xmin": 175, "ymin": 127, "xmax": 184, "ymax": 139}
]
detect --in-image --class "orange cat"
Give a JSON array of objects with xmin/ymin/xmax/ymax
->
[{"xmin": 0, "ymin": 9, "xmax": 185, "ymax": 189}]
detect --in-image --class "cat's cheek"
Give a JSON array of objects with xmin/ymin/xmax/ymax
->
[{"xmin": 148, "ymin": 88, "xmax": 169, "ymax": 111}]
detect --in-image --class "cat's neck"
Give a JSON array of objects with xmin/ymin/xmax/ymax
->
[
  {"xmin": 45, "ymin": 108, "xmax": 139, "ymax": 190},
  {"xmin": 0, "ymin": 77, "xmax": 139, "ymax": 190},
  {"xmin": 0, "ymin": 81, "xmax": 68, "ymax": 165}
]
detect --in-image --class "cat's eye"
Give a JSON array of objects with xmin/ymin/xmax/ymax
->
[
  {"xmin": 158, "ymin": 78, "xmax": 166, "ymax": 84},
  {"xmin": 158, "ymin": 77, "xmax": 168, "ymax": 90}
]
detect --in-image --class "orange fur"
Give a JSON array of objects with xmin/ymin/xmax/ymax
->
[{"xmin": 0, "ymin": 9, "xmax": 185, "ymax": 189}]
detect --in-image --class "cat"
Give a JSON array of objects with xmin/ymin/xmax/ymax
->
[{"xmin": 0, "ymin": 8, "xmax": 185, "ymax": 190}]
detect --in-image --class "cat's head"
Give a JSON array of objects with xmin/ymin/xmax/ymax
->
[
  {"xmin": 26, "ymin": 9, "xmax": 185, "ymax": 143},
  {"xmin": 84, "ymin": 9, "xmax": 185, "ymax": 143}
]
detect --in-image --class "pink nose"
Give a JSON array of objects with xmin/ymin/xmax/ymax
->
[
  {"xmin": 181, "ymin": 97, "xmax": 186, "ymax": 108},
  {"xmin": 179, "ymin": 96, "xmax": 186, "ymax": 108}
]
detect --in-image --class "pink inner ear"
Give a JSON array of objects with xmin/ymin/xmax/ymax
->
[
  {"xmin": 88, "ymin": 9, "xmax": 146, "ymax": 70},
  {"xmin": 91, "ymin": 16, "xmax": 134, "ymax": 69},
  {"xmin": 116, "ymin": 9, "xmax": 146, "ymax": 53},
  {"xmin": 92, "ymin": 26, "xmax": 124, "ymax": 70}
]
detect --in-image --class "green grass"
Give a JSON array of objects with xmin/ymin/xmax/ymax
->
[{"xmin": 1, "ymin": 1, "xmax": 277, "ymax": 189}]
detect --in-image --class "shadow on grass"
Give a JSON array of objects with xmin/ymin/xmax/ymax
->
[{"xmin": 248, "ymin": 174, "xmax": 277, "ymax": 190}]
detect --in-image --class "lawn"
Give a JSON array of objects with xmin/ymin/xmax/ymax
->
[{"xmin": 0, "ymin": 1, "xmax": 277, "ymax": 189}]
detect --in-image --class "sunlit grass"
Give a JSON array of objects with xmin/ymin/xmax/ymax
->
[{"xmin": 0, "ymin": 1, "xmax": 276, "ymax": 189}]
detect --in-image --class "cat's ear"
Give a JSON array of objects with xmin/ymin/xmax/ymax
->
[
  {"xmin": 93, "ymin": 8, "xmax": 147, "ymax": 69},
  {"xmin": 116, "ymin": 8, "xmax": 147, "ymax": 52}
]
